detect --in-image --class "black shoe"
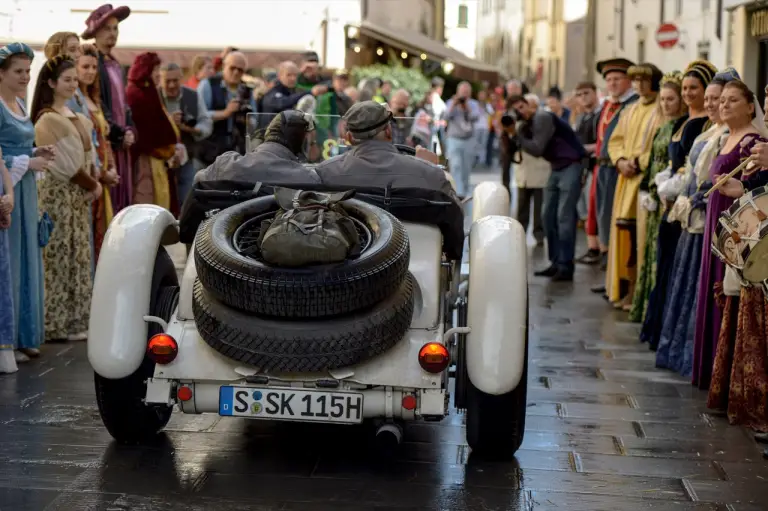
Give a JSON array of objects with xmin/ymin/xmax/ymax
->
[
  {"xmin": 599, "ymin": 252, "xmax": 608, "ymax": 271},
  {"xmin": 534, "ymin": 265, "xmax": 558, "ymax": 277},
  {"xmin": 591, "ymin": 285, "xmax": 606, "ymax": 294},
  {"xmin": 551, "ymin": 270, "xmax": 573, "ymax": 282},
  {"xmin": 577, "ymin": 249, "xmax": 601, "ymax": 265}
]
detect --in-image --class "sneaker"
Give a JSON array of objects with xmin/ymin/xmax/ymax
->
[
  {"xmin": 67, "ymin": 332, "xmax": 88, "ymax": 341},
  {"xmin": 534, "ymin": 265, "xmax": 558, "ymax": 277},
  {"xmin": 14, "ymin": 351, "xmax": 30, "ymax": 363},
  {"xmin": 591, "ymin": 285, "xmax": 606, "ymax": 294},
  {"xmin": 551, "ymin": 270, "xmax": 573, "ymax": 282}
]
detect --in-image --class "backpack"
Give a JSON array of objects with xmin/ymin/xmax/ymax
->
[{"xmin": 258, "ymin": 187, "xmax": 362, "ymax": 267}]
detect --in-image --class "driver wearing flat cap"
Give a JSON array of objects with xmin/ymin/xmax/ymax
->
[
  {"xmin": 315, "ymin": 101, "xmax": 455, "ymax": 196},
  {"xmin": 194, "ymin": 110, "xmax": 321, "ymax": 184}
]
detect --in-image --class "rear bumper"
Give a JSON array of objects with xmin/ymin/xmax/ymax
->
[{"xmin": 145, "ymin": 378, "xmax": 447, "ymax": 421}]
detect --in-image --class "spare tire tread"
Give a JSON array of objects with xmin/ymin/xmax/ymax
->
[
  {"xmin": 192, "ymin": 274, "xmax": 415, "ymax": 372},
  {"xmin": 194, "ymin": 197, "xmax": 410, "ymax": 318}
]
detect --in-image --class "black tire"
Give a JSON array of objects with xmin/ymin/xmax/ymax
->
[
  {"xmin": 465, "ymin": 300, "xmax": 528, "ymax": 460},
  {"xmin": 194, "ymin": 196, "xmax": 410, "ymax": 318},
  {"xmin": 95, "ymin": 247, "xmax": 179, "ymax": 444},
  {"xmin": 192, "ymin": 273, "xmax": 415, "ymax": 371}
]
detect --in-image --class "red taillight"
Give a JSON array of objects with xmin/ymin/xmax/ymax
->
[
  {"xmin": 418, "ymin": 342, "xmax": 450, "ymax": 373},
  {"xmin": 177, "ymin": 385, "xmax": 193, "ymax": 402},
  {"xmin": 402, "ymin": 394, "xmax": 417, "ymax": 410},
  {"xmin": 147, "ymin": 334, "xmax": 178, "ymax": 365}
]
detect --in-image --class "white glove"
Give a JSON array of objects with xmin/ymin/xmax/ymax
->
[
  {"xmin": 658, "ymin": 172, "xmax": 685, "ymax": 201},
  {"xmin": 639, "ymin": 191, "xmax": 658, "ymax": 212},
  {"xmin": 654, "ymin": 167, "xmax": 672, "ymax": 187}
]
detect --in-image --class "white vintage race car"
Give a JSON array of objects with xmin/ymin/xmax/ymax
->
[{"xmin": 88, "ymin": 178, "xmax": 528, "ymax": 460}]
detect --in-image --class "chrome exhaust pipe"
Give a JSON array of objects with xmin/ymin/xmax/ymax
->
[{"xmin": 374, "ymin": 422, "xmax": 403, "ymax": 451}]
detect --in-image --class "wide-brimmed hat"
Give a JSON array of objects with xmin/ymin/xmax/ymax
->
[
  {"xmin": 596, "ymin": 58, "xmax": 634, "ymax": 78},
  {"xmin": 82, "ymin": 4, "xmax": 131, "ymax": 39}
]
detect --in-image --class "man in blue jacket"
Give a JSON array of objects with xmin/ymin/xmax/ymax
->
[{"xmin": 505, "ymin": 95, "xmax": 587, "ymax": 281}]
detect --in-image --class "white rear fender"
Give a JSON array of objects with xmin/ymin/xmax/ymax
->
[
  {"xmin": 472, "ymin": 181, "xmax": 510, "ymax": 221},
  {"xmin": 88, "ymin": 205, "xmax": 179, "ymax": 379},
  {"xmin": 466, "ymin": 215, "xmax": 527, "ymax": 395}
]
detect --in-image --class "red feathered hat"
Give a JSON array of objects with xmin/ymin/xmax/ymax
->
[{"xmin": 82, "ymin": 4, "xmax": 131, "ymax": 40}]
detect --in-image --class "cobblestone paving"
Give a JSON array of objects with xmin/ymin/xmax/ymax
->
[{"xmin": 1, "ymin": 173, "xmax": 766, "ymax": 510}]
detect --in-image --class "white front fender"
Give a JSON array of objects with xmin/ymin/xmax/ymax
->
[
  {"xmin": 472, "ymin": 181, "xmax": 510, "ymax": 222},
  {"xmin": 466, "ymin": 215, "xmax": 528, "ymax": 395},
  {"xmin": 88, "ymin": 205, "xmax": 179, "ymax": 379}
]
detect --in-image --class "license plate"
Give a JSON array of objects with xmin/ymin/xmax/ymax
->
[{"xmin": 218, "ymin": 386, "xmax": 364, "ymax": 424}]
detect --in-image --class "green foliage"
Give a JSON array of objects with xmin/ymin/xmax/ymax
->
[{"xmin": 351, "ymin": 64, "xmax": 431, "ymax": 104}]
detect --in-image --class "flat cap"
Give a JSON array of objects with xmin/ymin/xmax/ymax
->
[{"xmin": 343, "ymin": 100, "xmax": 392, "ymax": 139}]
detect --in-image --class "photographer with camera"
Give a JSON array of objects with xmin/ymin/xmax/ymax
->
[
  {"xmin": 159, "ymin": 62, "xmax": 213, "ymax": 209},
  {"xmin": 505, "ymin": 94, "xmax": 587, "ymax": 281},
  {"xmin": 197, "ymin": 51, "xmax": 257, "ymax": 165}
]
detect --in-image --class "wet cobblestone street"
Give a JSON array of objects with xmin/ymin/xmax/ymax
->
[{"xmin": 1, "ymin": 176, "xmax": 767, "ymax": 510}]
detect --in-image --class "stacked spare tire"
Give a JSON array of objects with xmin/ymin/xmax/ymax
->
[{"xmin": 192, "ymin": 191, "xmax": 415, "ymax": 372}]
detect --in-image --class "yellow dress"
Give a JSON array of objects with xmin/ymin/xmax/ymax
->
[{"xmin": 605, "ymin": 96, "xmax": 663, "ymax": 302}]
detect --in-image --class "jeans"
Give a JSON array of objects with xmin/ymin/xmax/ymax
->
[
  {"xmin": 485, "ymin": 130, "xmax": 496, "ymax": 167},
  {"xmin": 517, "ymin": 187, "xmax": 544, "ymax": 242},
  {"xmin": 475, "ymin": 127, "xmax": 489, "ymax": 166},
  {"xmin": 596, "ymin": 165, "xmax": 618, "ymax": 247},
  {"xmin": 446, "ymin": 136, "xmax": 475, "ymax": 197},
  {"xmin": 543, "ymin": 162, "xmax": 582, "ymax": 274}
]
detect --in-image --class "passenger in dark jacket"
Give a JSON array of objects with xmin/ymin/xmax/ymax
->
[{"xmin": 195, "ymin": 110, "xmax": 320, "ymax": 184}]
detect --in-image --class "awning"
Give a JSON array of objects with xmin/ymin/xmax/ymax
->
[
  {"xmin": 357, "ymin": 21, "xmax": 499, "ymax": 83},
  {"xmin": 19, "ymin": 43, "xmax": 302, "ymax": 70}
]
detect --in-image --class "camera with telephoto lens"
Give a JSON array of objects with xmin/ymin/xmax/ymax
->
[
  {"xmin": 236, "ymin": 84, "xmax": 254, "ymax": 113},
  {"xmin": 500, "ymin": 109, "xmax": 519, "ymax": 127}
]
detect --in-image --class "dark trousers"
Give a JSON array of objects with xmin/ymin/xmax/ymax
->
[
  {"xmin": 500, "ymin": 153, "xmax": 512, "ymax": 193},
  {"xmin": 516, "ymin": 187, "xmax": 544, "ymax": 242}
]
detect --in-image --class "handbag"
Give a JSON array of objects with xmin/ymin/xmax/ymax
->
[{"xmin": 38, "ymin": 211, "xmax": 54, "ymax": 247}]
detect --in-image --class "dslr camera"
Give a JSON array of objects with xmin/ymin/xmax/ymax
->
[{"xmin": 500, "ymin": 109, "xmax": 519, "ymax": 128}]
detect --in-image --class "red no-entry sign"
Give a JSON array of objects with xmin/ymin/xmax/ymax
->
[{"xmin": 656, "ymin": 23, "xmax": 680, "ymax": 49}]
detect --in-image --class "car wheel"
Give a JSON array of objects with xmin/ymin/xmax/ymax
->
[
  {"xmin": 94, "ymin": 247, "xmax": 179, "ymax": 444},
  {"xmin": 192, "ymin": 274, "xmax": 415, "ymax": 371},
  {"xmin": 465, "ymin": 303, "xmax": 528, "ymax": 460},
  {"xmin": 194, "ymin": 196, "xmax": 410, "ymax": 318}
]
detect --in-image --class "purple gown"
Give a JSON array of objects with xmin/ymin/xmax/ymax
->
[{"xmin": 691, "ymin": 133, "xmax": 767, "ymax": 389}]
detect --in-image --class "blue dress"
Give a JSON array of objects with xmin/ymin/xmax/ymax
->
[
  {"xmin": 640, "ymin": 116, "xmax": 708, "ymax": 350},
  {"xmin": 0, "ymin": 97, "xmax": 44, "ymax": 350},
  {"xmin": 656, "ymin": 133, "xmax": 714, "ymax": 375},
  {"xmin": 0, "ymin": 169, "xmax": 13, "ymax": 351}
]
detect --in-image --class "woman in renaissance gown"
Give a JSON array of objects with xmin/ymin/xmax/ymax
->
[
  {"xmin": 692, "ymin": 80, "xmax": 768, "ymax": 391},
  {"xmin": 639, "ymin": 60, "xmax": 716, "ymax": 349},
  {"xmin": 706, "ymin": 81, "xmax": 768, "ymax": 431},
  {"xmin": 629, "ymin": 71, "xmax": 686, "ymax": 323},
  {"xmin": 655, "ymin": 70, "xmax": 740, "ymax": 375}
]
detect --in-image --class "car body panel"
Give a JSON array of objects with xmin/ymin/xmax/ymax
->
[{"xmin": 89, "ymin": 205, "xmax": 179, "ymax": 380}]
